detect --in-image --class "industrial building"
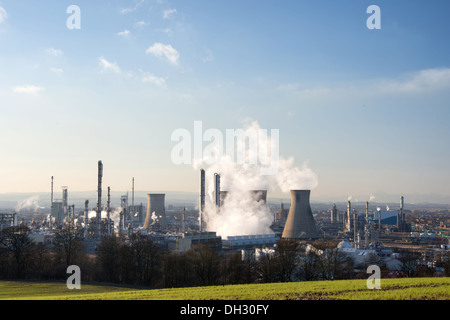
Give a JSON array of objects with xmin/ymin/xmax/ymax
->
[{"xmin": 3, "ymin": 159, "xmax": 448, "ymax": 280}]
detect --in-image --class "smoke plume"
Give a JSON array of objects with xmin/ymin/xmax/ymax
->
[
  {"xmin": 195, "ymin": 120, "xmax": 319, "ymax": 237},
  {"xmin": 15, "ymin": 195, "xmax": 44, "ymax": 213}
]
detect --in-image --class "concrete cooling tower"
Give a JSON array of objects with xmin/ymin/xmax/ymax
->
[
  {"xmin": 282, "ymin": 190, "xmax": 319, "ymax": 240},
  {"xmin": 143, "ymin": 194, "xmax": 168, "ymax": 230}
]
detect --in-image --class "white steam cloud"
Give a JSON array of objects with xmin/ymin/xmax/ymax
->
[
  {"xmin": 15, "ymin": 195, "xmax": 44, "ymax": 212},
  {"xmin": 196, "ymin": 120, "xmax": 318, "ymax": 237}
]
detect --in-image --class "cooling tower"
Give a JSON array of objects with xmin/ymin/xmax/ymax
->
[
  {"xmin": 143, "ymin": 194, "xmax": 168, "ymax": 230},
  {"xmin": 282, "ymin": 190, "xmax": 319, "ymax": 240}
]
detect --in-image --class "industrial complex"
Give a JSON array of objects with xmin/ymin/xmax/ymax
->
[{"xmin": 1, "ymin": 160, "xmax": 449, "ymax": 279}]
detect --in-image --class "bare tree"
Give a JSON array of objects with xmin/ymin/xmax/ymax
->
[
  {"xmin": 97, "ymin": 236, "xmax": 122, "ymax": 283},
  {"xmin": 129, "ymin": 233, "xmax": 160, "ymax": 286},
  {"xmin": 53, "ymin": 224, "xmax": 85, "ymax": 268},
  {"xmin": 188, "ymin": 244, "xmax": 220, "ymax": 286},
  {"xmin": 0, "ymin": 225, "xmax": 34, "ymax": 279},
  {"xmin": 318, "ymin": 248, "xmax": 354, "ymax": 280},
  {"xmin": 274, "ymin": 239, "xmax": 300, "ymax": 282}
]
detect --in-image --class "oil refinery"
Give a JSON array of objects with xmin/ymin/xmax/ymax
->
[{"xmin": 0, "ymin": 160, "xmax": 448, "ymax": 274}]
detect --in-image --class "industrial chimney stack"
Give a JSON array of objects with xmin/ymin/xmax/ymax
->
[
  {"xmin": 199, "ymin": 169, "xmax": 205, "ymax": 232},
  {"xmin": 214, "ymin": 173, "xmax": 220, "ymax": 209},
  {"xmin": 282, "ymin": 190, "xmax": 319, "ymax": 240},
  {"xmin": 96, "ymin": 160, "xmax": 103, "ymax": 239}
]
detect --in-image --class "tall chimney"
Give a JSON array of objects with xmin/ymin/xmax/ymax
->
[
  {"xmin": 131, "ymin": 177, "xmax": 135, "ymax": 220},
  {"xmin": 50, "ymin": 176, "xmax": 54, "ymax": 229},
  {"xmin": 199, "ymin": 169, "xmax": 205, "ymax": 232},
  {"xmin": 282, "ymin": 190, "xmax": 319, "ymax": 240},
  {"xmin": 400, "ymin": 195, "xmax": 404, "ymax": 225},
  {"xmin": 214, "ymin": 173, "xmax": 220, "ymax": 209},
  {"xmin": 182, "ymin": 206, "xmax": 186, "ymax": 233},
  {"xmin": 346, "ymin": 200, "xmax": 351, "ymax": 232},
  {"xmin": 84, "ymin": 200, "xmax": 89, "ymax": 238},
  {"xmin": 62, "ymin": 186, "xmax": 68, "ymax": 225},
  {"xmin": 97, "ymin": 160, "xmax": 103, "ymax": 239},
  {"xmin": 366, "ymin": 201, "xmax": 369, "ymax": 223},
  {"xmin": 107, "ymin": 186, "xmax": 111, "ymax": 236},
  {"xmin": 331, "ymin": 203, "xmax": 337, "ymax": 224}
]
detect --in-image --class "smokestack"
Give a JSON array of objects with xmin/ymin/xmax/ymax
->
[
  {"xmin": 282, "ymin": 190, "xmax": 319, "ymax": 240},
  {"xmin": 51, "ymin": 176, "xmax": 54, "ymax": 204},
  {"xmin": 214, "ymin": 173, "xmax": 220, "ymax": 209},
  {"xmin": 97, "ymin": 160, "xmax": 103, "ymax": 239},
  {"xmin": 107, "ymin": 186, "xmax": 111, "ymax": 236},
  {"xmin": 182, "ymin": 206, "xmax": 186, "ymax": 233},
  {"xmin": 50, "ymin": 176, "xmax": 54, "ymax": 229},
  {"xmin": 400, "ymin": 195, "xmax": 404, "ymax": 224},
  {"xmin": 346, "ymin": 200, "xmax": 351, "ymax": 232},
  {"xmin": 331, "ymin": 203, "xmax": 337, "ymax": 224},
  {"xmin": 62, "ymin": 186, "xmax": 68, "ymax": 225},
  {"xmin": 143, "ymin": 194, "xmax": 168, "ymax": 230},
  {"xmin": 199, "ymin": 169, "xmax": 205, "ymax": 232},
  {"xmin": 377, "ymin": 207, "xmax": 381, "ymax": 231},
  {"xmin": 131, "ymin": 178, "xmax": 135, "ymax": 220},
  {"xmin": 84, "ymin": 200, "xmax": 89, "ymax": 238},
  {"xmin": 366, "ymin": 201, "xmax": 369, "ymax": 222}
]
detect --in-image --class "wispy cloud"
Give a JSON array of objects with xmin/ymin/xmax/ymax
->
[
  {"xmin": 163, "ymin": 8, "xmax": 177, "ymax": 19},
  {"xmin": 146, "ymin": 42, "xmax": 180, "ymax": 65},
  {"xmin": 120, "ymin": 0, "xmax": 144, "ymax": 14},
  {"xmin": 276, "ymin": 67, "xmax": 450, "ymax": 101},
  {"xmin": 13, "ymin": 85, "xmax": 44, "ymax": 94},
  {"xmin": 45, "ymin": 48, "xmax": 64, "ymax": 57},
  {"xmin": 377, "ymin": 68, "xmax": 450, "ymax": 94},
  {"xmin": 116, "ymin": 29, "xmax": 131, "ymax": 37},
  {"xmin": 0, "ymin": 6, "xmax": 7, "ymax": 24},
  {"xmin": 141, "ymin": 71, "xmax": 166, "ymax": 87},
  {"xmin": 98, "ymin": 56, "xmax": 121, "ymax": 74},
  {"xmin": 134, "ymin": 21, "xmax": 148, "ymax": 28}
]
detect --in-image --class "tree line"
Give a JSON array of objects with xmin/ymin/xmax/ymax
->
[{"xmin": 0, "ymin": 225, "xmax": 448, "ymax": 288}]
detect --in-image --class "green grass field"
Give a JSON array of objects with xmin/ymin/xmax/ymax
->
[{"xmin": 0, "ymin": 277, "xmax": 448, "ymax": 300}]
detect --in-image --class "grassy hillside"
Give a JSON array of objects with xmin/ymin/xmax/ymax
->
[{"xmin": 0, "ymin": 277, "xmax": 448, "ymax": 300}]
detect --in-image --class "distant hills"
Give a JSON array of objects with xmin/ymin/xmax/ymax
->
[{"xmin": 0, "ymin": 190, "xmax": 449, "ymax": 212}]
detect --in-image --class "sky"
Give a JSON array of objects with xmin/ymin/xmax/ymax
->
[{"xmin": 0, "ymin": 0, "xmax": 450, "ymax": 203}]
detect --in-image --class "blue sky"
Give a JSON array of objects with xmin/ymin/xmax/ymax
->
[{"xmin": 0, "ymin": 0, "xmax": 449, "ymax": 202}]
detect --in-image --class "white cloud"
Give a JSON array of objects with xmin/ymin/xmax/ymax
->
[
  {"xmin": 45, "ymin": 48, "xmax": 64, "ymax": 57},
  {"xmin": 146, "ymin": 42, "xmax": 180, "ymax": 65},
  {"xmin": 134, "ymin": 21, "xmax": 148, "ymax": 28},
  {"xmin": 98, "ymin": 56, "xmax": 121, "ymax": 74},
  {"xmin": 116, "ymin": 29, "xmax": 131, "ymax": 37},
  {"xmin": 377, "ymin": 68, "xmax": 450, "ymax": 94},
  {"xmin": 0, "ymin": 6, "xmax": 7, "ymax": 24},
  {"xmin": 141, "ymin": 71, "xmax": 166, "ymax": 87},
  {"xmin": 163, "ymin": 8, "xmax": 177, "ymax": 19},
  {"xmin": 120, "ymin": 0, "xmax": 144, "ymax": 14},
  {"xmin": 13, "ymin": 85, "xmax": 44, "ymax": 94},
  {"xmin": 275, "ymin": 67, "xmax": 450, "ymax": 102}
]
